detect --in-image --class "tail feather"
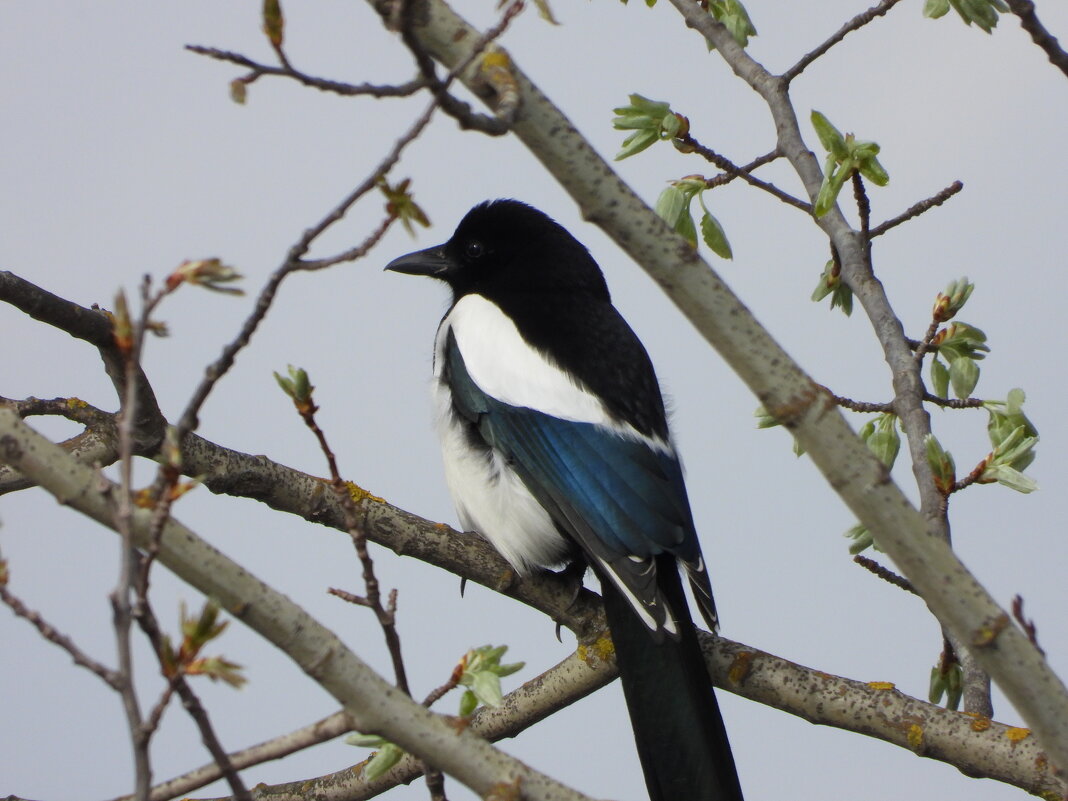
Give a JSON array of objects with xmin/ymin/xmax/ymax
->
[{"xmin": 599, "ymin": 556, "xmax": 743, "ymax": 801}]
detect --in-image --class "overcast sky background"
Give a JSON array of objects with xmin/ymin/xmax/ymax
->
[{"xmin": 3, "ymin": 2, "xmax": 1068, "ymax": 800}]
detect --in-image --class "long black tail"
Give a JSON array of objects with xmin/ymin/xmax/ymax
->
[{"xmin": 599, "ymin": 560, "xmax": 743, "ymax": 801}]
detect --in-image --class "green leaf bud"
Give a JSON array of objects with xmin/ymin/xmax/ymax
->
[
  {"xmin": 924, "ymin": 0, "xmax": 951, "ymax": 18},
  {"xmin": 930, "ymin": 357, "xmax": 950, "ymax": 399},
  {"xmin": 925, "ymin": 434, "xmax": 956, "ymax": 494},
  {"xmin": 811, "ymin": 111, "xmax": 848, "ymax": 159},
  {"xmin": 655, "ymin": 185, "xmax": 687, "ymax": 228},
  {"xmin": 949, "ymin": 356, "xmax": 980, "ymax": 399},
  {"xmin": 459, "ymin": 689, "xmax": 478, "ymax": 717},
  {"xmin": 364, "ymin": 743, "xmax": 404, "ymax": 781},
  {"xmin": 933, "ymin": 277, "xmax": 974, "ymax": 322}
]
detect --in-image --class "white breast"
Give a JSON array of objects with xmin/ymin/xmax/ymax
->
[{"xmin": 437, "ymin": 294, "xmax": 611, "ymax": 423}]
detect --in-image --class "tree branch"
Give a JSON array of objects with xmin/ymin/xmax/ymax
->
[
  {"xmin": 0, "ymin": 577, "xmax": 125, "ymax": 691},
  {"xmin": 3, "ymin": 403, "xmax": 1060, "ymax": 795},
  {"xmin": 667, "ymin": 0, "xmax": 1007, "ymax": 720},
  {"xmin": 1005, "ymin": 0, "xmax": 1068, "ymax": 79},
  {"xmin": 675, "ymin": 135, "xmax": 809, "ymax": 211},
  {"xmin": 112, "ymin": 712, "xmax": 354, "ymax": 801},
  {"xmin": 783, "ymin": 0, "xmax": 908, "ymax": 84},
  {"xmin": 0, "ymin": 271, "xmax": 166, "ymax": 453},
  {"xmin": 869, "ymin": 180, "xmax": 964, "ymax": 238},
  {"xmin": 0, "ymin": 409, "xmax": 597, "ymax": 801},
  {"xmin": 184, "ymin": 45, "xmax": 428, "ymax": 97}
]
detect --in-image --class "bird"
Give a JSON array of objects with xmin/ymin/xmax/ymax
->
[{"xmin": 386, "ymin": 199, "xmax": 743, "ymax": 801}]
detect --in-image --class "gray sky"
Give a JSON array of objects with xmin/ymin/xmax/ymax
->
[{"xmin": 3, "ymin": 2, "xmax": 1068, "ymax": 800}]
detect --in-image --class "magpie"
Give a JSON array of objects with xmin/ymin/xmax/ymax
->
[{"xmin": 387, "ymin": 199, "xmax": 743, "ymax": 801}]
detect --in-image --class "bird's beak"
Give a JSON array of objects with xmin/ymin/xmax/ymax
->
[{"xmin": 384, "ymin": 244, "xmax": 452, "ymax": 278}]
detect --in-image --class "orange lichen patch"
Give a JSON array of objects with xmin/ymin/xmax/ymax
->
[
  {"xmin": 346, "ymin": 482, "xmax": 385, "ymax": 504},
  {"xmin": 972, "ymin": 613, "xmax": 1010, "ymax": 647},
  {"xmin": 481, "ymin": 51, "xmax": 512, "ymax": 70},
  {"xmin": 485, "ymin": 777, "xmax": 522, "ymax": 801},
  {"xmin": 447, "ymin": 716, "xmax": 471, "ymax": 734},
  {"xmin": 765, "ymin": 383, "xmax": 825, "ymax": 426},
  {"xmin": 907, "ymin": 724, "xmax": 924, "ymax": 751},
  {"xmin": 728, "ymin": 651, "xmax": 755, "ymax": 685},
  {"xmin": 66, "ymin": 397, "xmax": 89, "ymax": 409},
  {"xmin": 970, "ymin": 715, "xmax": 992, "ymax": 732},
  {"xmin": 1006, "ymin": 727, "xmax": 1031, "ymax": 743},
  {"xmin": 133, "ymin": 488, "xmax": 156, "ymax": 508},
  {"xmin": 867, "ymin": 681, "xmax": 896, "ymax": 691},
  {"xmin": 578, "ymin": 634, "xmax": 615, "ymax": 666}
]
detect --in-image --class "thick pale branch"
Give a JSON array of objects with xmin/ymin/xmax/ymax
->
[
  {"xmin": 703, "ymin": 637, "xmax": 1063, "ymax": 798},
  {"xmin": 666, "ymin": 0, "xmax": 997, "ymax": 718},
  {"xmin": 4, "ymin": 400, "xmax": 1057, "ymax": 794},
  {"xmin": 114, "ymin": 712, "xmax": 354, "ymax": 801},
  {"xmin": 372, "ymin": 0, "xmax": 1068, "ymax": 768},
  {"xmin": 201, "ymin": 647, "xmax": 619, "ymax": 801},
  {"xmin": 0, "ymin": 409, "xmax": 595, "ymax": 801},
  {"xmin": 0, "ymin": 395, "xmax": 119, "ymax": 494}
]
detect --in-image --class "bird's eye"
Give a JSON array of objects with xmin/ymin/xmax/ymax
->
[{"xmin": 464, "ymin": 240, "xmax": 485, "ymax": 260}]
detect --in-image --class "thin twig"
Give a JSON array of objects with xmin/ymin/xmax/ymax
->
[
  {"xmin": 951, "ymin": 457, "xmax": 991, "ymax": 494},
  {"xmin": 135, "ymin": 595, "xmax": 252, "ymax": 801},
  {"xmin": 1011, "ymin": 595, "xmax": 1045, "ymax": 656},
  {"xmin": 170, "ymin": 111, "xmax": 429, "ymax": 437},
  {"xmin": 783, "ymin": 0, "xmax": 908, "ymax": 83},
  {"xmin": 184, "ymin": 46, "xmax": 427, "ymax": 97},
  {"xmin": 295, "ymin": 395, "xmax": 411, "ymax": 696},
  {"xmin": 0, "ymin": 579, "xmax": 125, "ymax": 690},
  {"xmin": 702, "ymin": 149, "xmax": 781, "ymax": 189},
  {"xmin": 852, "ymin": 171, "xmax": 871, "ymax": 241},
  {"xmin": 853, "ymin": 555, "xmax": 917, "ymax": 595},
  {"xmin": 141, "ymin": 682, "xmax": 177, "ymax": 742},
  {"xmin": 829, "ymin": 394, "xmax": 893, "ymax": 414},
  {"xmin": 923, "ymin": 393, "xmax": 984, "ymax": 409},
  {"xmin": 1004, "ymin": 0, "xmax": 1068, "ymax": 79},
  {"xmin": 678, "ymin": 135, "xmax": 809, "ymax": 211},
  {"xmin": 297, "ymin": 211, "xmax": 397, "ymax": 271},
  {"xmin": 112, "ymin": 277, "xmax": 153, "ymax": 801},
  {"xmin": 395, "ymin": 0, "xmax": 524, "ymax": 135},
  {"xmin": 422, "ymin": 673, "xmax": 462, "ymax": 709},
  {"xmin": 869, "ymin": 181, "xmax": 964, "ymax": 238},
  {"xmin": 912, "ymin": 319, "xmax": 941, "ymax": 363}
]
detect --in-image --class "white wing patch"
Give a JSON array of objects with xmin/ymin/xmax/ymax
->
[
  {"xmin": 436, "ymin": 294, "xmax": 672, "ymax": 453},
  {"xmin": 439, "ymin": 294, "xmax": 607, "ymax": 423}
]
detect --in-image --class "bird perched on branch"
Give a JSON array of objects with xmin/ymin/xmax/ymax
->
[{"xmin": 387, "ymin": 199, "xmax": 743, "ymax": 801}]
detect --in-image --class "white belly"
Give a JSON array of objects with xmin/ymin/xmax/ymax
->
[{"xmin": 432, "ymin": 378, "xmax": 571, "ymax": 573}]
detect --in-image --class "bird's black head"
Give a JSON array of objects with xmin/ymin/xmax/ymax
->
[{"xmin": 385, "ymin": 199, "xmax": 610, "ymax": 302}]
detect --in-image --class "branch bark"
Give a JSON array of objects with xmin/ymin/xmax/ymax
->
[
  {"xmin": 2, "ymin": 403, "xmax": 1061, "ymax": 797},
  {"xmin": 0, "ymin": 409, "xmax": 597, "ymax": 801},
  {"xmin": 1006, "ymin": 0, "xmax": 1068, "ymax": 79}
]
